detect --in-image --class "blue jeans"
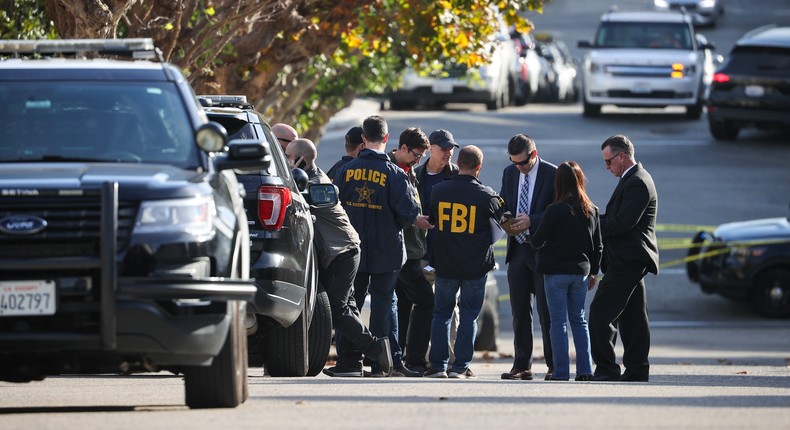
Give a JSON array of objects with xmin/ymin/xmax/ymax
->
[
  {"xmin": 544, "ymin": 274, "xmax": 593, "ymax": 379},
  {"xmin": 429, "ymin": 275, "xmax": 486, "ymax": 372}
]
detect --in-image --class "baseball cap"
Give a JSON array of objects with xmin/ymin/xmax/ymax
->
[
  {"xmin": 428, "ymin": 129, "xmax": 460, "ymax": 149},
  {"xmin": 345, "ymin": 126, "xmax": 364, "ymax": 145}
]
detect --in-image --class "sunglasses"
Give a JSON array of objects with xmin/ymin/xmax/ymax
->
[
  {"xmin": 278, "ymin": 137, "xmax": 293, "ymax": 144},
  {"xmin": 604, "ymin": 152, "xmax": 621, "ymax": 166},
  {"xmin": 509, "ymin": 151, "xmax": 535, "ymax": 166}
]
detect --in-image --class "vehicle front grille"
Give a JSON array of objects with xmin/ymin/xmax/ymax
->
[
  {"xmin": 607, "ymin": 90, "xmax": 691, "ymax": 99},
  {"xmin": 0, "ymin": 195, "xmax": 137, "ymax": 258}
]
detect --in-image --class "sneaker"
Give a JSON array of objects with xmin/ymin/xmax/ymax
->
[
  {"xmin": 423, "ymin": 368, "xmax": 448, "ymax": 378},
  {"xmin": 322, "ymin": 366, "xmax": 363, "ymax": 377},
  {"xmin": 448, "ymin": 368, "xmax": 476, "ymax": 379},
  {"xmin": 392, "ymin": 366, "xmax": 422, "ymax": 377}
]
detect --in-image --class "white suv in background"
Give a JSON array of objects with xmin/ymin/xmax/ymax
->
[{"xmin": 578, "ymin": 10, "xmax": 715, "ymax": 119}]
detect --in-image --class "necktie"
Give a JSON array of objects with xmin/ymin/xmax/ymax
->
[{"xmin": 516, "ymin": 174, "xmax": 530, "ymax": 244}]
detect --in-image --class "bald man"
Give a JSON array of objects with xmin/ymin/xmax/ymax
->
[
  {"xmin": 285, "ymin": 138, "xmax": 394, "ymax": 378},
  {"xmin": 272, "ymin": 123, "xmax": 298, "ymax": 152}
]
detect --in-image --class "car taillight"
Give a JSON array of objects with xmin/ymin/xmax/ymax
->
[
  {"xmin": 258, "ymin": 185, "xmax": 291, "ymax": 230},
  {"xmin": 713, "ymin": 73, "xmax": 730, "ymax": 83}
]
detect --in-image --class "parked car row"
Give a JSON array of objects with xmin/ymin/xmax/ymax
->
[
  {"xmin": 0, "ymin": 39, "xmax": 337, "ymax": 410},
  {"xmin": 388, "ymin": 27, "xmax": 580, "ymax": 111}
]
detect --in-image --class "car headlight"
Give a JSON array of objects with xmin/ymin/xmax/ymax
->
[
  {"xmin": 134, "ymin": 195, "xmax": 216, "ymax": 237},
  {"xmin": 654, "ymin": 0, "xmax": 669, "ymax": 8},
  {"xmin": 698, "ymin": 0, "xmax": 716, "ymax": 10}
]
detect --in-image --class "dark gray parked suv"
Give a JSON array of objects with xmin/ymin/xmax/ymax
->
[{"xmin": 0, "ymin": 39, "xmax": 269, "ymax": 409}]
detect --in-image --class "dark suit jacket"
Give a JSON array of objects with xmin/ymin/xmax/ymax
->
[
  {"xmin": 600, "ymin": 162, "xmax": 659, "ymax": 275},
  {"xmin": 499, "ymin": 158, "xmax": 557, "ymax": 264}
]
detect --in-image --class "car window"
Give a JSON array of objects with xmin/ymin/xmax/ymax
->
[
  {"xmin": 596, "ymin": 22, "xmax": 692, "ymax": 50},
  {"xmin": 727, "ymin": 46, "xmax": 790, "ymax": 75},
  {"xmin": 0, "ymin": 81, "xmax": 195, "ymax": 165}
]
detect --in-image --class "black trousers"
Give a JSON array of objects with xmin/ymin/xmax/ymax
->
[
  {"xmin": 506, "ymin": 242, "xmax": 553, "ymax": 372},
  {"xmin": 319, "ymin": 248, "xmax": 375, "ymax": 366},
  {"xmin": 395, "ymin": 258, "xmax": 434, "ymax": 367},
  {"xmin": 589, "ymin": 262, "xmax": 650, "ymax": 378}
]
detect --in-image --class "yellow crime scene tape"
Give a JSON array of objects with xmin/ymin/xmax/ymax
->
[{"xmin": 492, "ymin": 223, "xmax": 790, "ymax": 274}]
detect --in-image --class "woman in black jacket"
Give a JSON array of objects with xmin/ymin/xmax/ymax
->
[{"xmin": 530, "ymin": 161, "xmax": 602, "ymax": 381}]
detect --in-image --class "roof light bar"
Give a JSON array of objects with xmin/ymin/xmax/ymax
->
[
  {"xmin": 199, "ymin": 95, "xmax": 249, "ymax": 105},
  {"xmin": 0, "ymin": 38, "xmax": 161, "ymax": 60}
]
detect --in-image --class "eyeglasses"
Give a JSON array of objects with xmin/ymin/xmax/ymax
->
[
  {"xmin": 278, "ymin": 137, "xmax": 293, "ymax": 144},
  {"xmin": 604, "ymin": 152, "xmax": 621, "ymax": 166},
  {"xmin": 409, "ymin": 148, "xmax": 425, "ymax": 159},
  {"xmin": 509, "ymin": 151, "xmax": 534, "ymax": 166}
]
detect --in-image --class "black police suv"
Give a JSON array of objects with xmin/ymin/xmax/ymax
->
[
  {"xmin": 199, "ymin": 95, "xmax": 333, "ymax": 377},
  {"xmin": 687, "ymin": 211, "xmax": 790, "ymax": 318},
  {"xmin": 0, "ymin": 39, "xmax": 271, "ymax": 408},
  {"xmin": 706, "ymin": 25, "xmax": 790, "ymax": 140}
]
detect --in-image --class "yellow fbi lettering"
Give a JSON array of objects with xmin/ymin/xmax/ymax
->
[
  {"xmin": 345, "ymin": 168, "xmax": 387, "ymax": 187},
  {"xmin": 438, "ymin": 202, "xmax": 476, "ymax": 233}
]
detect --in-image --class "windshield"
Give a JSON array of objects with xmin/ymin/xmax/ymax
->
[
  {"xmin": 595, "ymin": 22, "xmax": 693, "ymax": 50},
  {"xmin": 0, "ymin": 82, "xmax": 196, "ymax": 165}
]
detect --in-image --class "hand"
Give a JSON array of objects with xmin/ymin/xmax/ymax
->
[
  {"xmin": 512, "ymin": 213, "xmax": 531, "ymax": 231},
  {"xmin": 588, "ymin": 276, "xmax": 599, "ymax": 291},
  {"xmin": 414, "ymin": 215, "xmax": 434, "ymax": 230}
]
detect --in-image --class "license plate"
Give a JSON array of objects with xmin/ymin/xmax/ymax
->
[
  {"xmin": 0, "ymin": 280, "xmax": 56, "ymax": 316},
  {"xmin": 432, "ymin": 81, "xmax": 453, "ymax": 94},
  {"xmin": 745, "ymin": 85, "xmax": 764, "ymax": 97}
]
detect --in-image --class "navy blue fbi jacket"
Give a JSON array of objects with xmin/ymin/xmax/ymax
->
[
  {"xmin": 334, "ymin": 148, "xmax": 420, "ymax": 273},
  {"xmin": 428, "ymin": 174, "xmax": 507, "ymax": 280}
]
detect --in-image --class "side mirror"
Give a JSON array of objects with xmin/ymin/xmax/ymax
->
[
  {"xmin": 578, "ymin": 40, "xmax": 592, "ymax": 49},
  {"xmin": 196, "ymin": 121, "xmax": 228, "ymax": 152},
  {"xmin": 292, "ymin": 167, "xmax": 309, "ymax": 191},
  {"xmin": 304, "ymin": 183, "xmax": 339, "ymax": 208},
  {"xmin": 214, "ymin": 139, "xmax": 271, "ymax": 172}
]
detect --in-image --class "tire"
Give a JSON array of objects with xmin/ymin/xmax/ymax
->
[
  {"xmin": 184, "ymin": 301, "xmax": 248, "ymax": 409},
  {"xmin": 306, "ymin": 288, "xmax": 333, "ymax": 376},
  {"xmin": 685, "ymin": 99, "xmax": 703, "ymax": 120},
  {"xmin": 751, "ymin": 269, "xmax": 790, "ymax": 318},
  {"xmin": 582, "ymin": 95, "xmax": 601, "ymax": 117},
  {"xmin": 709, "ymin": 118, "xmax": 739, "ymax": 140},
  {"xmin": 261, "ymin": 296, "xmax": 309, "ymax": 377},
  {"xmin": 474, "ymin": 299, "xmax": 499, "ymax": 351}
]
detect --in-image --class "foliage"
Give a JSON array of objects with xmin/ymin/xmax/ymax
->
[
  {"xmin": 0, "ymin": 0, "xmax": 57, "ymax": 39},
  {"xmin": 9, "ymin": 0, "xmax": 545, "ymax": 141}
]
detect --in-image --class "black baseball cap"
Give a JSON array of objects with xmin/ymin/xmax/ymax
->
[
  {"xmin": 429, "ymin": 129, "xmax": 460, "ymax": 149},
  {"xmin": 345, "ymin": 126, "xmax": 364, "ymax": 145}
]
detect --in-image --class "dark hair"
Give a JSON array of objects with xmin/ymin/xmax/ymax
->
[
  {"xmin": 457, "ymin": 145, "xmax": 483, "ymax": 170},
  {"xmin": 398, "ymin": 127, "xmax": 430, "ymax": 151},
  {"xmin": 507, "ymin": 134, "xmax": 536, "ymax": 156},
  {"xmin": 554, "ymin": 161, "xmax": 594, "ymax": 218},
  {"xmin": 601, "ymin": 134, "xmax": 634, "ymax": 157},
  {"xmin": 362, "ymin": 115, "xmax": 388, "ymax": 143},
  {"xmin": 344, "ymin": 126, "xmax": 364, "ymax": 153}
]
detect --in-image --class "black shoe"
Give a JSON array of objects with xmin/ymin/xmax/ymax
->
[
  {"xmin": 591, "ymin": 373, "xmax": 620, "ymax": 381},
  {"xmin": 501, "ymin": 369, "xmax": 533, "ymax": 380},
  {"xmin": 549, "ymin": 377, "xmax": 569, "ymax": 381},
  {"xmin": 405, "ymin": 364, "xmax": 428, "ymax": 376},
  {"xmin": 392, "ymin": 366, "xmax": 422, "ymax": 377},
  {"xmin": 322, "ymin": 366, "xmax": 363, "ymax": 377},
  {"xmin": 423, "ymin": 368, "xmax": 448, "ymax": 378},
  {"xmin": 620, "ymin": 373, "xmax": 649, "ymax": 382},
  {"xmin": 544, "ymin": 369, "xmax": 554, "ymax": 381},
  {"xmin": 366, "ymin": 337, "xmax": 393, "ymax": 377},
  {"xmin": 575, "ymin": 374, "xmax": 594, "ymax": 381}
]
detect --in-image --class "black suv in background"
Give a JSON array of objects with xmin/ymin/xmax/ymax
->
[
  {"xmin": 0, "ymin": 39, "xmax": 270, "ymax": 408},
  {"xmin": 687, "ymin": 211, "xmax": 790, "ymax": 318},
  {"xmin": 706, "ymin": 26, "xmax": 790, "ymax": 140},
  {"xmin": 199, "ymin": 95, "xmax": 332, "ymax": 377}
]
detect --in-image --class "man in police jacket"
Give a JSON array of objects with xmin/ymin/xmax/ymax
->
[
  {"xmin": 334, "ymin": 115, "xmax": 431, "ymax": 376},
  {"xmin": 424, "ymin": 145, "xmax": 507, "ymax": 379}
]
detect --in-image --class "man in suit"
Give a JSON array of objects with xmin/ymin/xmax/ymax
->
[
  {"xmin": 590, "ymin": 134, "xmax": 658, "ymax": 382},
  {"xmin": 499, "ymin": 134, "xmax": 557, "ymax": 381}
]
